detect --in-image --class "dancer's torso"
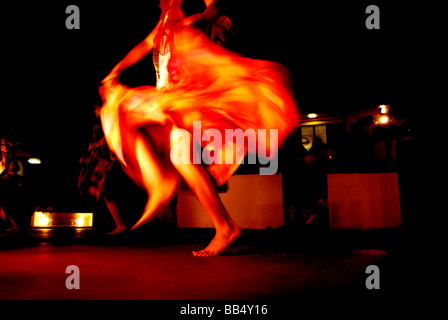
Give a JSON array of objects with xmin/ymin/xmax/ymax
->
[{"xmin": 154, "ymin": 0, "xmax": 185, "ymax": 90}]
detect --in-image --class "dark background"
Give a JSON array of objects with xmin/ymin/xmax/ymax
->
[{"xmin": 1, "ymin": 1, "xmax": 437, "ymax": 213}]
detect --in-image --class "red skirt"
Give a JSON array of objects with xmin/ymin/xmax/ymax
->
[{"xmin": 100, "ymin": 26, "xmax": 300, "ymax": 188}]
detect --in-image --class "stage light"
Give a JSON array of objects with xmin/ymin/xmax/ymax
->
[
  {"xmin": 38, "ymin": 216, "xmax": 50, "ymax": 226},
  {"xmin": 73, "ymin": 213, "xmax": 93, "ymax": 227},
  {"xmin": 32, "ymin": 211, "xmax": 51, "ymax": 227},
  {"xmin": 379, "ymin": 105, "xmax": 388, "ymax": 114},
  {"xmin": 307, "ymin": 113, "xmax": 317, "ymax": 118},
  {"xmin": 28, "ymin": 158, "xmax": 41, "ymax": 164},
  {"xmin": 379, "ymin": 115, "xmax": 389, "ymax": 124},
  {"xmin": 31, "ymin": 212, "xmax": 93, "ymax": 227},
  {"xmin": 76, "ymin": 217, "xmax": 85, "ymax": 227}
]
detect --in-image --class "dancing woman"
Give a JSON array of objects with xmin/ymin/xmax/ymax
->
[{"xmin": 100, "ymin": 0, "xmax": 300, "ymax": 256}]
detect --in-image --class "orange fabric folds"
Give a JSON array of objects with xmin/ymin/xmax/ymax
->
[{"xmin": 100, "ymin": 25, "xmax": 300, "ymax": 188}]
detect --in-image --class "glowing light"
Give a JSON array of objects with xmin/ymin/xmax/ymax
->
[
  {"xmin": 31, "ymin": 212, "xmax": 93, "ymax": 228},
  {"xmin": 38, "ymin": 216, "xmax": 50, "ymax": 226},
  {"xmin": 28, "ymin": 158, "xmax": 41, "ymax": 164},
  {"xmin": 307, "ymin": 113, "xmax": 317, "ymax": 119},
  {"xmin": 76, "ymin": 217, "xmax": 85, "ymax": 227},
  {"xmin": 32, "ymin": 212, "xmax": 51, "ymax": 227},
  {"xmin": 74, "ymin": 213, "xmax": 93, "ymax": 227},
  {"xmin": 379, "ymin": 115, "xmax": 389, "ymax": 124},
  {"xmin": 379, "ymin": 105, "xmax": 388, "ymax": 114}
]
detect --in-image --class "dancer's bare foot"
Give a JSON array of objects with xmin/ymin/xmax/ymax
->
[
  {"xmin": 193, "ymin": 221, "xmax": 241, "ymax": 257},
  {"xmin": 107, "ymin": 224, "xmax": 126, "ymax": 235}
]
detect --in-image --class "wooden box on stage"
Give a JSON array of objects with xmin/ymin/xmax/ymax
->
[
  {"xmin": 176, "ymin": 174, "xmax": 284, "ymax": 229},
  {"xmin": 327, "ymin": 172, "xmax": 401, "ymax": 229}
]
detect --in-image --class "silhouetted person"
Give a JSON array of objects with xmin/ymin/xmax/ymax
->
[
  {"xmin": 309, "ymin": 136, "xmax": 327, "ymax": 154},
  {"xmin": 79, "ymin": 125, "xmax": 128, "ymax": 234},
  {"xmin": 0, "ymin": 138, "xmax": 20, "ymax": 231},
  {"xmin": 349, "ymin": 115, "xmax": 374, "ymax": 167}
]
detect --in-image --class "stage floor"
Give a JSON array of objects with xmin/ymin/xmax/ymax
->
[{"xmin": 0, "ymin": 227, "xmax": 428, "ymax": 304}]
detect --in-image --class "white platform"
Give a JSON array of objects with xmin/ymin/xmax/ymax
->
[{"xmin": 176, "ymin": 174, "xmax": 284, "ymax": 229}]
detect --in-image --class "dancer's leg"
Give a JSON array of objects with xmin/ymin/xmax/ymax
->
[
  {"xmin": 172, "ymin": 160, "xmax": 240, "ymax": 257},
  {"xmin": 105, "ymin": 198, "xmax": 126, "ymax": 234},
  {"xmin": 1, "ymin": 204, "xmax": 19, "ymax": 231},
  {"xmin": 1, "ymin": 206, "xmax": 18, "ymax": 231},
  {"xmin": 0, "ymin": 206, "xmax": 6, "ymax": 222},
  {"xmin": 130, "ymin": 132, "xmax": 180, "ymax": 230},
  {"xmin": 5, "ymin": 218, "xmax": 18, "ymax": 231}
]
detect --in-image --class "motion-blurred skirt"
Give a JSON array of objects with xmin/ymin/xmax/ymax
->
[{"xmin": 100, "ymin": 26, "xmax": 300, "ymax": 188}]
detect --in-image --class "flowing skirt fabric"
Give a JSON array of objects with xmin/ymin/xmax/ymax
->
[{"xmin": 100, "ymin": 26, "xmax": 300, "ymax": 190}]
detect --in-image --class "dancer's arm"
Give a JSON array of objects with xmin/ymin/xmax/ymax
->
[
  {"xmin": 102, "ymin": 20, "xmax": 163, "ymax": 83},
  {"xmin": 183, "ymin": 0, "xmax": 217, "ymax": 26}
]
